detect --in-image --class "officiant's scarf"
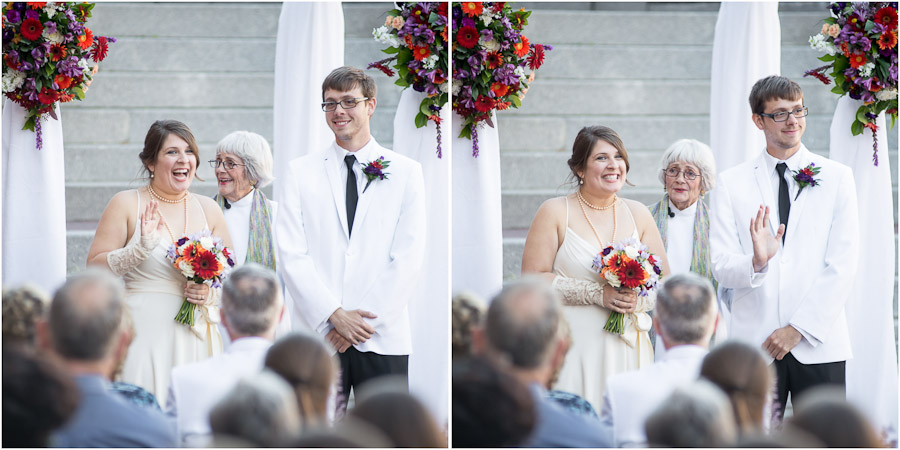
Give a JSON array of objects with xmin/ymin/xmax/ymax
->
[
  {"xmin": 649, "ymin": 194, "xmax": 716, "ymax": 291},
  {"xmin": 215, "ymin": 188, "xmax": 277, "ymax": 271}
]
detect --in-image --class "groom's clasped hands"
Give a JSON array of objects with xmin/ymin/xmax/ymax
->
[{"xmin": 326, "ymin": 307, "xmax": 378, "ymax": 353}]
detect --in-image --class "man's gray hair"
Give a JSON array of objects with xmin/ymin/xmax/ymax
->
[
  {"xmin": 215, "ymin": 131, "xmax": 275, "ymax": 188},
  {"xmin": 209, "ymin": 370, "xmax": 301, "ymax": 446},
  {"xmin": 657, "ymin": 138, "xmax": 717, "ymax": 194},
  {"xmin": 221, "ymin": 264, "xmax": 282, "ymax": 336},
  {"xmin": 49, "ymin": 268, "xmax": 125, "ymax": 361},
  {"xmin": 645, "ymin": 380, "xmax": 737, "ymax": 447},
  {"xmin": 655, "ymin": 273, "xmax": 717, "ymax": 345},
  {"xmin": 485, "ymin": 277, "xmax": 561, "ymax": 369}
]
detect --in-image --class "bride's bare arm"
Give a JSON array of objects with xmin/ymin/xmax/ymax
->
[
  {"xmin": 521, "ymin": 197, "xmax": 566, "ymax": 283},
  {"xmin": 87, "ymin": 191, "xmax": 163, "ymax": 275}
]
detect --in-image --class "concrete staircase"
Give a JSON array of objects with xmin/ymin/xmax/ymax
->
[{"xmin": 63, "ymin": 2, "xmax": 399, "ymax": 272}]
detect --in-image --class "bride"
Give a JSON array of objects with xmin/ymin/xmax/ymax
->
[
  {"xmin": 86, "ymin": 120, "xmax": 233, "ymax": 406},
  {"xmin": 521, "ymin": 125, "xmax": 670, "ymax": 410}
]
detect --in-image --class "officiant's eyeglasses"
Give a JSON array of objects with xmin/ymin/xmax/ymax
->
[
  {"xmin": 758, "ymin": 107, "xmax": 808, "ymax": 122},
  {"xmin": 209, "ymin": 160, "xmax": 246, "ymax": 170},
  {"xmin": 663, "ymin": 168, "xmax": 700, "ymax": 181},
  {"xmin": 321, "ymin": 97, "xmax": 370, "ymax": 112}
]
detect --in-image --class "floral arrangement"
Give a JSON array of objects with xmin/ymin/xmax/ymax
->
[
  {"xmin": 452, "ymin": 2, "xmax": 551, "ymax": 157},
  {"xmin": 2, "ymin": 2, "xmax": 115, "ymax": 150},
  {"xmin": 792, "ymin": 163, "xmax": 822, "ymax": 200},
  {"xmin": 369, "ymin": 2, "xmax": 448, "ymax": 157},
  {"xmin": 592, "ymin": 237, "xmax": 662, "ymax": 335},
  {"xmin": 805, "ymin": 2, "xmax": 897, "ymax": 166},
  {"xmin": 363, "ymin": 156, "xmax": 390, "ymax": 192},
  {"xmin": 167, "ymin": 230, "xmax": 235, "ymax": 327}
]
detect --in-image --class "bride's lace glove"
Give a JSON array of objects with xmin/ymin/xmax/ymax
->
[
  {"xmin": 552, "ymin": 276, "xmax": 605, "ymax": 306},
  {"xmin": 106, "ymin": 230, "xmax": 161, "ymax": 276},
  {"xmin": 634, "ymin": 288, "xmax": 656, "ymax": 314}
]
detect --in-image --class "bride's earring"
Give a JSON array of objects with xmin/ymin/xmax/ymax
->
[
  {"xmin": 579, "ymin": 178, "xmax": 584, "ymax": 185},
  {"xmin": 150, "ymin": 172, "xmax": 154, "ymax": 178}
]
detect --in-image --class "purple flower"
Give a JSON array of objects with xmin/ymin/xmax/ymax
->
[
  {"xmin": 423, "ymin": 83, "xmax": 439, "ymax": 96},
  {"xmin": 831, "ymin": 2, "xmax": 848, "ymax": 16},
  {"xmin": 12, "ymin": 2, "xmax": 25, "ymax": 12},
  {"xmin": 24, "ymin": 9, "xmax": 39, "ymax": 20},
  {"xmin": 42, "ymin": 20, "xmax": 57, "ymax": 35},
  {"xmin": 602, "ymin": 247, "xmax": 612, "ymax": 256},
  {"xmin": 177, "ymin": 237, "xmax": 188, "ymax": 246},
  {"xmin": 57, "ymin": 56, "xmax": 82, "ymax": 78},
  {"xmin": 493, "ymin": 63, "xmax": 520, "ymax": 85},
  {"xmin": 890, "ymin": 64, "xmax": 898, "ymax": 83},
  {"xmin": 19, "ymin": 61, "xmax": 34, "ymax": 72},
  {"xmin": 63, "ymin": 32, "xmax": 73, "ymax": 43},
  {"xmin": 6, "ymin": 9, "xmax": 21, "ymax": 23},
  {"xmin": 2, "ymin": 28, "xmax": 13, "ymax": 42},
  {"xmin": 7, "ymin": 50, "xmax": 20, "ymax": 66},
  {"xmin": 860, "ymin": 90, "xmax": 875, "ymax": 103},
  {"xmin": 462, "ymin": 17, "xmax": 475, "ymax": 28},
  {"xmin": 63, "ymin": 9, "xmax": 76, "ymax": 21},
  {"xmin": 69, "ymin": 20, "xmax": 84, "ymax": 35},
  {"xmin": 480, "ymin": 29, "xmax": 493, "ymax": 42},
  {"xmin": 467, "ymin": 52, "xmax": 482, "ymax": 71}
]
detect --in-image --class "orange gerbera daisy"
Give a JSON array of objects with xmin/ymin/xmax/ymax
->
[
  {"xmin": 54, "ymin": 74, "xmax": 73, "ymax": 90},
  {"xmin": 848, "ymin": 52, "xmax": 867, "ymax": 69},
  {"xmin": 879, "ymin": 30, "xmax": 897, "ymax": 50},
  {"xmin": 491, "ymin": 82, "xmax": 509, "ymax": 97},
  {"xmin": 76, "ymin": 28, "xmax": 94, "ymax": 50},
  {"xmin": 413, "ymin": 44, "xmax": 431, "ymax": 61},
  {"xmin": 461, "ymin": 2, "xmax": 483, "ymax": 17},
  {"xmin": 513, "ymin": 36, "xmax": 530, "ymax": 58}
]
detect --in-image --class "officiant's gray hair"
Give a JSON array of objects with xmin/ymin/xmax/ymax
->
[
  {"xmin": 221, "ymin": 264, "xmax": 282, "ymax": 336},
  {"xmin": 749, "ymin": 75, "xmax": 803, "ymax": 115},
  {"xmin": 657, "ymin": 139, "xmax": 717, "ymax": 194},
  {"xmin": 216, "ymin": 131, "xmax": 275, "ymax": 188}
]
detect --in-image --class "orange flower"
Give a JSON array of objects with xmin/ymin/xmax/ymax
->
[
  {"xmin": 491, "ymin": 82, "xmax": 509, "ymax": 97},
  {"xmin": 54, "ymin": 74, "xmax": 73, "ymax": 90},
  {"xmin": 191, "ymin": 249, "xmax": 222, "ymax": 279},
  {"xmin": 461, "ymin": 2, "xmax": 483, "ymax": 17},
  {"xmin": 513, "ymin": 36, "xmax": 530, "ymax": 58},
  {"xmin": 413, "ymin": 44, "xmax": 431, "ymax": 61},
  {"xmin": 485, "ymin": 51, "xmax": 503, "ymax": 69},
  {"xmin": 49, "ymin": 43, "xmax": 66, "ymax": 61},
  {"xmin": 26, "ymin": 2, "xmax": 46, "ymax": 9},
  {"xmin": 76, "ymin": 28, "xmax": 94, "ymax": 50},
  {"xmin": 848, "ymin": 52, "xmax": 867, "ymax": 69},
  {"xmin": 878, "ymin": 30, "xmax": 897, "ymax": 50}
]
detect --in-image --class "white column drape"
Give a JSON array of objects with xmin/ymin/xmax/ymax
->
[
  {"xmin": 709, "ymin": 2, "xmax": 781, "ymax": 173},
  {"xmin": 2, "ymin": 100, "xmax": 67, "ymax": 293},
  {"xmin": 451, "ymin": 119, "xmax": 503, "ymax": 300},
  {"xmin": 392, "ymin": 89, "xmax": 450, "ymax": 426},
  {"xmin": 829, "ymin": 97, "xmax": 898, "ymax": 443}
]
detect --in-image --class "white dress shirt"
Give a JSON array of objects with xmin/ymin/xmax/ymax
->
[
  {"xmin": 221, "ymin": 189, "xmax": 278, "ymax": 266},
  {"xmin": 665, "ymin": 199, "xmax": 697, "ymax": 276},
  {"xmin": 762, "ymin": 149, "xmax": 802, "ymax": 223},
  {"xmin": 333, "ymin": 139, "xmax": 381, "ymax": 199}
]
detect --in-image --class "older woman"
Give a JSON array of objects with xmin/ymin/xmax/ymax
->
[
  {"xmin": 522, "ymin": 125, "xmax": 670, "ymax": 411},
  {"xmin": 86, "ymin": 120, "xmax": 232, "ymax": 405}
]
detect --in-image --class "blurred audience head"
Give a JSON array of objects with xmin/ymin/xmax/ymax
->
[
  {"xmin": 209, "ymin": 370, "xmax": 301, "ymax": 447},
  {"xmin": 2, "ymin": 283, "xmax": 50, "ymax": 349},
  {"xmin": 452, "ymin": 356, "xmax": 535, "ymax": 448},
  {"xmin": 221, "ymin": 263, "xmax": 283, "ymax": 340},
  {"xmin": 654, "ymin": 272, "xmax": 717, "ymax": 348},
  {"xmin": 484, "ymin": 277, "xmax": 564, "ymax": 383},
  {"xmin": 348, "ymin": 382, "xmax": 445, "ymax": 448},
  {"xmin": 291, "ymin": 416, "xmax": 392, "ymax": 447},
  {"xmin": 786, "ymin": 386, "xmax": 883, "ymax": 448},
  {"xmin": 264, "ymin": 332, "xmax": 336, "ymax": 428},
  {"xmin": 46, "ymin": 269, "xmax": 127, "ymax": 372},
  {"xmin": 451, "ymin": 291, "xmax": 486, "ymax": 360},
  {"xmin": 2, "ymin": 346, "xmax": 79, "ymax": 447},
  {"xmin": 700, "ymin": 340, "xmax": 773, "ymax": 435},
  {"xmin": 645, "ymin": 380, "xmax": 737, "ymax": 448}
]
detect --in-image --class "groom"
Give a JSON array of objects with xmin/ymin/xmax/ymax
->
[
  {"xmin": 710, "ymin": 75, "xmax": 859, "ymax": 417},
  {"xmin": 277, "ymin": 66, "xmax": 426, "ymax": 398}
]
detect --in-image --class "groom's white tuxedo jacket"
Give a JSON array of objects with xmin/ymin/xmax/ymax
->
[
  {"xmin": 277, "ymin": 138, "xmax": 426, "ymax": 355},
  {"xmin": 710, "ymin": 145, "xmax": 859, "ymax": 365}
]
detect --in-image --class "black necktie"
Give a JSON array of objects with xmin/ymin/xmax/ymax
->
[
  {"xmin": 776, "ymin": 162, "xmax": 790, "ymax": 243},
  {"xmin": 344, "ymin": 154, "xmax": 358, "ymax": 236}
]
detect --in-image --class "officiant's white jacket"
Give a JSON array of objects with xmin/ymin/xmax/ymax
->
[
  {"xmin": 710, "ymin": 146, "xmax": 859, "ymax": 365},
  {"xmin": 277, "ymin": 139, "xmax": 426, "ymax": 355}
]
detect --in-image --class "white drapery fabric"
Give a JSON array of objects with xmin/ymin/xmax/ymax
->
[
  {"xmin": 272, "ymin": 2, "xmax": 343, "ymax": 334},
  {"xmin": 709, "ymin": 2, "xmax": 781, "ymax": 173},
  {"xmin": 2, "ymin": 100, "xmax": 67, "ymax": 293},
  {"xmin": 392, "ymin": 89, "xmax": 450, "ymax": 426},
  {"xmin": 829, "ymin": 97, "xmax": 898, "ymax": 442},
  {"xmin": 452, "ymin": 118, "xmax": 503, "ymax": 300}
]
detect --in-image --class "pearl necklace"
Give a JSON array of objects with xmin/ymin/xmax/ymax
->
[
  {"xmin": 147, "ymin": 185, "xmax": 188, "ymax": 243},
  {"xmin": 577, "ymin": 189, "xmax": 617, "ymax": 210},
  {"xmin": 577, "ymin": 193, "xmax": 617, "ymax": 247},
  {"xmin": 147, "ymin": 184, "xmax": 188, "ymax": 204}
]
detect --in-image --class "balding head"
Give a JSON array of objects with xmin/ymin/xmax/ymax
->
[
  {"xmin": 485, "ymin": 277, "xmax": 562, "ymax": 369},
  {"xmin": 221, "ymin": 264, "xmax": 283, "ymax": 338},
  {"xmin": 48, "ymin": 269, "xmax": 125, "ymax": 361},
  {"xmin": 655, "ymin": 273, "xmax": 717, "ymax": 347}
]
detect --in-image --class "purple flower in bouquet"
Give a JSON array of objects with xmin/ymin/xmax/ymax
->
[
  {"xmin": 462, "ymin": 17, "xmax": 475, "ymax": 28},
  {"xmin": 831, "ymin": 2, "xmax": 848, "ymax": 16},
  {"xmin": 891, "ymin": 64, "xmax": 899, "ymax": 83},
  {"xmin": 69, "ymin": 19, "xmax": 84, "ymax": 35},
  {"xmin": 63, "ymin": 8, "xmax": 76, "ymax": 21},
  {"xmin": 6, "ymin": 9, "xmax": 21, "ymax": 24},
  {"xmin": 467, "ymin": 52, "xmax": 483, "ymax": 72},
  {"xmin": 481, "ymin": 28, "xmax": 493, "ymax": 42},
  {"xmin": 30, "ymin": 46, "xmax": 46, "ymax": 65},
  {"xmin": 7, "ymin": 50, "xmax": 20, "ymax": 67},
  {"xmin": 57, "ymin": 56, "xmax": 82, "ymax": 78},
  {"xmin": 24, "ymin": 9, "xmax": 38, "ymax": 21},
  {"xmin": 493, "ymin": 64, "xmax": 520, "ymax": 85},
  {"xmin": 43, "ymin": 20, "xmax": 57, "ymax": 35}
]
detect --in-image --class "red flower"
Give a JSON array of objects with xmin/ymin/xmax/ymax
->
[
  {"xmin": 474, "ymin": 95, "xmax": 494, "ymax": 113},
  {"xmin": 191, "ymin": 249, "xmax": 222, "ymax": 279},
  {"xmin": 864, "ymin": 122, "xmax": 878, "ymax": 132},
  {"xmin": 49, "ymin": 43, "xmax": 67, "ymax": 61},
  {"xmin": 76, "ymin": 28, "xmax": 94, "ymax": 50},
  {"xmin": 617, "ymin": 259, "xmax": 648, "ymax": 289},
  {"xmin": 493, "ymin": 2, "xmax": 507, "ymax": 12},
  {"xmin": 485, "ymin": 51, "xmax": 503, "ymax": 69},
  {"xmin": 19, "ymin": 17, "xmax": 42, "ymax": 41},
  {"xmin": 91, "ymin": 36, "xmax": 109, "ymax": 62},
  {"xmin": 848, "ymin": 52, "xmax": 867, "ymax": 69},
  {"xmin": 875, "ymin": 7, "xmax": 897, "ymax": 31},
  {"xmin": 456, "ymin": 25, "xmax": 479, "ymax": 49},
  {"xmin": 460, "ymin": 2, "xmax": 483, "ymax": 17},
  {"xmin": 513, "ymin": 36, "xmax": 530, "ymax": 58},
  {"xmin": 437, "ymin": 2, "xmax": 448, "ymax": 17},
  {"xmin": 840, "ymin": 42, "xmax": 850, "ymax": 57},
  {"xmin": 495, "ymin": 100, "xmax": 512, "ymax": 111},
  {"xmin": 54, "ymin": 74, "xmax": 73, "ymax": 90},
  {"xmin": 59, "ymin": 92, "xmax": 75, "ymax": 103},
  {"xmin": 26, "ymin": 2, "xmax": 46, "ymax": 9},
  {"xmin": 491, "ymin": 82, "xmax": 509, "ymax": 97},
  {"xmin": 878, "ymin": 30, "xmax": 897, "ymax": 50},
  {"xmin": 37, "ymin": 87, "xmax": 59, "ymax": 105},
  {"xmin": 4, "ymin": 54, "xmax": 20, "ymax": 71},
  {"xmin": 528, "ymin": 44, "xmax": 546, "ymax": 70},
  {"xmin": 847, "ymin": 13, "xmax": 864, "ymax": 32},
  {"xmin": 413, "ymin": 44, "xmax": 431, "ymax": 61}
]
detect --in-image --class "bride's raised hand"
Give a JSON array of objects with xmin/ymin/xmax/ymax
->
[{"xmin": 140, "ymin": 199, "xmax": 164, "ymax": 237}]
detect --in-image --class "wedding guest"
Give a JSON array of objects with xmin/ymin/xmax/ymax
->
[
  {"xmin": 290, "ymin": 417, "xmax": 393, "ymax": 447},
  {"xmin": 710, "ymin": 75, "xmax": 859, "ymax": 418},
  {"xmin": 208, "ymin": 371, "xmax": 301, "ymax": 447},
  {"xmin": 167, "ymin": 263, "xmax": 284, "ymax": 446},
  {"xmin": 786, "ymin": 386, "xmax": 884, "ymax": 448},
  {"xmin": 86, "ymin": 119, "xmax": 232, "ymax": 405},
  {"xmin": 3, "ymin": 346, "xmax": 79, "ymax": 447},
  {"xmin": 521, "ymin": 125, "xmax": 670, "ymax": 410},
  {"xmin": 45, "ymin": 269, "xmax": 176, "ymax": 447},
  {"xmin": 480, "ymin": 277, "xmax": 612, "ymax": 447},
  {"xmin": 276, "ymin": 66, "xmax": 426, "ymax": 403},
  {"xmin": 451, "ymin": 291, "xmax": 486, "ymax": 360},
  {"xmin": 265, "ymin": 332, "xmax": 337, "ymax": 429},
  {"xmin": 349, "ymin": 390, "xmax": 446, "ymax": 447},
  {"xmin": 700, "ymin": 340, "xmax": 774, "ymax": 438},
  {"xmin": 2, "ymin": 283, "xmax": 49, "ymax": 349},
  {"xmin": 644, "ymin": 380, "xmax": 737, "ymax": 448},
  {"xmin": 452, "ymin": 356, "xmax": 536, "ymax": 448},
  {"xmin": 601, "ymin": 272, "xmax": 718, "ymax": 447}
]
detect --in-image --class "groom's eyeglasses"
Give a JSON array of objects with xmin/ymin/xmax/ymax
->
[
  {"xmin": 758, "ymin": 107, "xmax": 809, "ymax": 122},
  {"xmin": 321, "ymin": 97, "xmax": 369, "ymax": 112}
]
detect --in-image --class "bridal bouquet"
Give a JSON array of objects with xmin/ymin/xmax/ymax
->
[
  {"xmin": 452, "ymin": 2, "xmax": 551, "ymax": 156},
  {"xmin": 805, "ymin": 2, "xmax": 897, "ymax": 166},
  {"xmin": 592, "ymin": 237, "xmax": 662, "ymax": 335},
  {"xmin": 167, "ymin": 230, "xmax": 235, "ymax": 327},
  {"xmin": 369, "ymin": 2, "xmax": 449, "ymax": 157},
  {"xmin": 2, "ymin": 2, "xmax": 116, "ymax": 150}
]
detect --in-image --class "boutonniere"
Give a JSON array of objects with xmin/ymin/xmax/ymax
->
[
  {"xmin": 363, "ymin": 156, "xmax": 391, "ymax": 193},
  {"xmin": 792, "ymin": 163, "xmax": 821, "ymax": 200}
]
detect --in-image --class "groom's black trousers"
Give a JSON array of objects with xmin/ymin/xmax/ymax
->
[
  {"xmin": 338, "ymin": 347, "xmax": 408, "ymax": 399},
  {"xmin": 772, "ymin": 352, "xmax": 845, "ymax": 418}
]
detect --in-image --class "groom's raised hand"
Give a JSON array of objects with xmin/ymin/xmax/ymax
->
[
  {"xmin": 328, "ymin": 307, "xmax": 378, "ymax": 345},
  {"xmin": 750, "ymin": 205, "xmax": 784, "ymax": 272}
]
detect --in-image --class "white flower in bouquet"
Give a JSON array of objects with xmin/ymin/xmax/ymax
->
[
  {"xmin": 480, "ymin": 38, "xmax": 500, "ymax": 52},
  {"xmin": 809, "ymin": 34, "xmax": 836, "ymax": 56},
  {"xmin": 373, "ymin": 26, "xmax": 402, "ymax": 47},
  {"xmin": 43, "ymin": 3, "xmax": 58, "ymax": 18},
  {"xmin": 440, "ymin": 81, "xmax": 449, "ymax": 93},
  {"xmin": 423, "ymin": 54, "xmax": 439, "ymax": 70},
  {"xmin": 514, "ymin": 66, "xmax": 526, "ymax": 78},
  {"xmin": 876, "ymin": 88, "xmax": 898, "ymax": 101},
  {"xmin": 451, "ymin": 79, "xmax": 462, "ymax": 96},
  {"xmin": 480, "ymin": 10, "xmax": 494, "ymax": 25},
  {"xmin": 200, "ymin": 235, "xmax": 214, "ymax": 250},
  {"xmin": 2, "ymin": 70, "xmax": 26, "ymax": 93},
  {"xmin": 178, "ymin": 259, "xmax": 195, "ymax": 278},
  {"xmin": 624, "ymin": 245, "xmax": 639, "ymax": 260},
  {"xmin": 604, "ymin": 270, "xmax": 620, "ymax": 286},
  {"xmin": 859, "ymin": 62, "xmax": 876, "ymax": 78}
]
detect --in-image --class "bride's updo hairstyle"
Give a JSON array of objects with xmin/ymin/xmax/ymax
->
[
  {"xmin": 566, "ymin": 125, "xmax": 632, "ymax": 187},
  {"xmin": 138, "ymin": 120, "xmax": 202, "ymax": 181}
]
